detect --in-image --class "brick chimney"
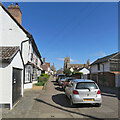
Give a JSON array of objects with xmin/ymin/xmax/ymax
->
[
  {"xmin": 43, "ymin": 58, "xmax": 45, "ymax": 63},
  {"xmin": 8, "ymin": 3, "xmax": 22, "ymax": 24},
  {"xmin": 84, "ymin": 64, "xmax": 86, "ymax": 68}
]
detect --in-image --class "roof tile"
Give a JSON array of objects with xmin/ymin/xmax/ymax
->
[{"xmin": 0, "ymin": 46, "xmax": 19, "ymax": 61}]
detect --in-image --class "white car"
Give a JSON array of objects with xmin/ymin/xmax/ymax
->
[{"xmin": 65, "ymin": 79, "xmax": 102, "ymax": 107}]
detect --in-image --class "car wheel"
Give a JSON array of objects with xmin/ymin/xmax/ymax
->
[
  {"xmin": 95, "ymin": 103, "xmax": 101, "ymax": 107},
  {"xmin": 65, "ymin": 94, "xmax": 68, "ymax": 98},
  {"xmin": 70, "ymin": 97, "xmax": 75, "ymax": 107}
]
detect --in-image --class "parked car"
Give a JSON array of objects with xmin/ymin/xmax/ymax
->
[
  {"xmin": 56, "ymin": 74, "xmax": 65, "ymax": 82},
  {"xmin": 58, "ymin": 77, "xmax": 68, "ymax": 86},
  {"xmin": 65, "ymin": 79, "xmax": 102, "ymax": 107},
  {"xmin": 62, "ymin": 77, "xmax": 76, "ymax": 91}
]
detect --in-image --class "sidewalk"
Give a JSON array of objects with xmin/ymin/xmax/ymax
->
[{"xmin": 2, "ymin": 80, "xmax": 47, "ymax": 118}]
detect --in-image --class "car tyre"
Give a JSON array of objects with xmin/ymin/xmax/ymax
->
[
  {"xmin": 95, "ymin": 103, "xmax": 101, "ymax": 107},
  {"xmin": 65, "ymin": 94, "xmax": 68, "ymax": 99},
  {"xmin": 70, "ymin": 97, "xmax": 75, "ymax": 108}
]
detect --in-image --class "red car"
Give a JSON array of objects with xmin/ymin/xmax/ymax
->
[{"xmin": 62, "ymin": 77, "xmax": 75, "ymax": 91}]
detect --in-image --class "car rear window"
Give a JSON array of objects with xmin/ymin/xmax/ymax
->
[{"xmin": 76, "ymin": 82, "xmax": 98, "ymax": 89}]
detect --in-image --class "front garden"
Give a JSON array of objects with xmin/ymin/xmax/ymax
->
[{"xmin": 33, "ymin": 73, "xmax": 50, "ymax": 90}]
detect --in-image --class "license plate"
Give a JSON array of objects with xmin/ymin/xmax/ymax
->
[{"xmin": 83, "ymin": 99, "xmax": 94, "ymax": 101}]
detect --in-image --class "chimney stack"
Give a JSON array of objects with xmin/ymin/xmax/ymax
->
[
  {"xmin": 43, "ymin": 58, "xmax": 45, "ymax": 63},
  {"xmin": 8, "ymin": 3, "xmax": 22, "ymax": 24},
  {"xmin": 84, "ymin": 64, "xmax": 86, "ymax": 68}
]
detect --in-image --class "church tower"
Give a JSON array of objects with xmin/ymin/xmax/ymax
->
[{"xmin": 64, "ymin": 57, "xmax": 70, "ymax": 70}]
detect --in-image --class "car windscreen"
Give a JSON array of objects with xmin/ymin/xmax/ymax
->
[
  {"xmin": 58, "ymin": 75, "xmax": 65, "ymax": 78},
  {"xmin": 76, "ymin": 82, "xmax": 98, "ymax": 89}
]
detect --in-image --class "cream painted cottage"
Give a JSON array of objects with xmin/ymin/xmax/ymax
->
[
  {"xmin": 0, "ymin": 3, "xmax": 43, "ymax": 88},
  {"xmin": 0, "ymin": 3, "xmax": 43, "ymax": 109}
]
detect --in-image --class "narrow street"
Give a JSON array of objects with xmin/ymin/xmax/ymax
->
[{"xmin": 3, "ymin": 76, "xmax": 118, "ymax": 119}]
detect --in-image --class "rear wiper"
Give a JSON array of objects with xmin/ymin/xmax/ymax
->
[{"xmin": 84, "ymin": 88, "xmax": 91, "ymax": 91}]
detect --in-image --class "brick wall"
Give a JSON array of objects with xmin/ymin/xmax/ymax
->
[
  {"xmin": 87, "ymin": 74, "xmax": 90, "ymax": 79},
  {"xmin": 72, "ymin": 74, "xmax": 81, "ymax": 79},
  {"xmin": 98, "ymin": 72, "xmax": 115, "ymax": 87},
  {"xmin": 91, "ymin": 74, "xmax": 98, "ymax": 83}
]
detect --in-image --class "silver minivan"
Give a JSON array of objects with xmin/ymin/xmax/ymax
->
[{"xmin": 65, "ymin": 79, "xmax": 102, "ymax": 107}]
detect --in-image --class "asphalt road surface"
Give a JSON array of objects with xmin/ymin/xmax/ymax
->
[{"xmin": 2, "ymin": 76, "xmax": 119, "ymax": 119}]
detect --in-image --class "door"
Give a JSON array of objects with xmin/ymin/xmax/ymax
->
[
  {"xmin": 12, "ymin": 68, "xmax": 22, "ymax": 105},
  {"xmin": 65, "ymin": 82, "xmax": 73, "ymax": 98}
]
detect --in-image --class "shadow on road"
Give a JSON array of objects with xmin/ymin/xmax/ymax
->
[
  {"xmin": 52, "ymin": 93, "xmax": 96, "ymax": 108},
  {"xmin": 100, "ymin": 86, "xmax": 118, "ymax": 95},
  {"xmin": 52, "ymin": 93, "xmax": 70, "ymax": 108},
  {"xmin": 51, "ymin": 80, "xmax": 56, "ymax": 83},
  {"xmin": 99, "ymin": 86, "xmax": 118, "ymax": 99},
  {"xmin": 55, "ymin": 87, "xmax": 64, "ymax": 92},
  {"xmin": 34, "ymin": 98, "xmax": 103, "ymax": 120}
]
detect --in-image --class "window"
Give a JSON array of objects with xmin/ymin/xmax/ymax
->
[
  {"xmin": 36, "ymin": 58, "xmax": 38, "ymax": 65},
  {"xmin": 97, "ymin": 64, "xmax": 100, "ymax": 71},
  {"xmin": 25, "ymin": 65, "xmax": 32, "ymax": 83},
  {"xmin": 76, "ymin": 82, "xmax": 98, "ymax": 89},
  {"xmin": 31, "ymin": 53, "xmax": 33, "ymax": 61}
]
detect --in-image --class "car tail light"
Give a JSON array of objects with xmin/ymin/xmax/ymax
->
[
  {"xmin": 97, "ymin": 90, "xmax": 101, "ymax": 94},
  {"xmin": 73, "ymin": 90, "xmax": 79, "ymax": 94}
]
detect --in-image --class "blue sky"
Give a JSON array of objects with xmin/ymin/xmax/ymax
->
[{"xmin": 3, "ymin": 2, "xmax": 118, "ymax": 70}]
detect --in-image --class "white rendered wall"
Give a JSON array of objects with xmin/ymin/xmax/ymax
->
[
  {"xmin": 29, "ymin": 42, "xmax": 33, "ymax": 63},
  {"xmin": 0, "ymin": 6, "xmax": 31, "ymax": 65},
  {"xmin": 24, "ymin": 83, "xmax": 32, "ymax": 89},
  {"xmin": 33, "ymin": 51, "xmax": 37, "ymax": 65},
  {"xmin": 90, "ymin": 65, "xmax": 98, "ymax": 73},
  {"xmin": 0, "ymin": 6, "xmax": 42, "ymax": 90},
  {"xmin": 100, "ymin": 62, "xmax": 110, "ymax": 72},
  {"xmin": 91, "ymin": 62, "xmax": 110, "ymax": 74},
  {"xmin": 0, "ymin": 6, "xmax": 28, "ymax": 47},
  {"xmin": 0, "ymin": 51, "xmax": 23, "ymax": 109},
  {"xmin": 70, "ymin": 68, "xmax": 74, "ymax": 72},
  {"xmin": 0, "ymin": 6, "xmax": 2, "ymax": 46},
  {"xmin": 22, "ymin": 41, "xmax": 29, "ymax": 64},
  {"xmin": 79, "ymin": 68, "xmax": 90, "ymax": 75},
  {"xmin": 38, "ymin": 58, "xmax": 41, "ymax": 68},
  {"xmin": 0, "ymin": 63, "xmax": 11, "ymax": 104}
]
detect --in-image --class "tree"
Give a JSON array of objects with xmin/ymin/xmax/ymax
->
[
  {"xmin": 63, "ymin": 68, "xmax": 71, "ymax": 77},
  {"xmin": 56, "ymin": 68, "xmax": 63, "ymax": 74}
]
